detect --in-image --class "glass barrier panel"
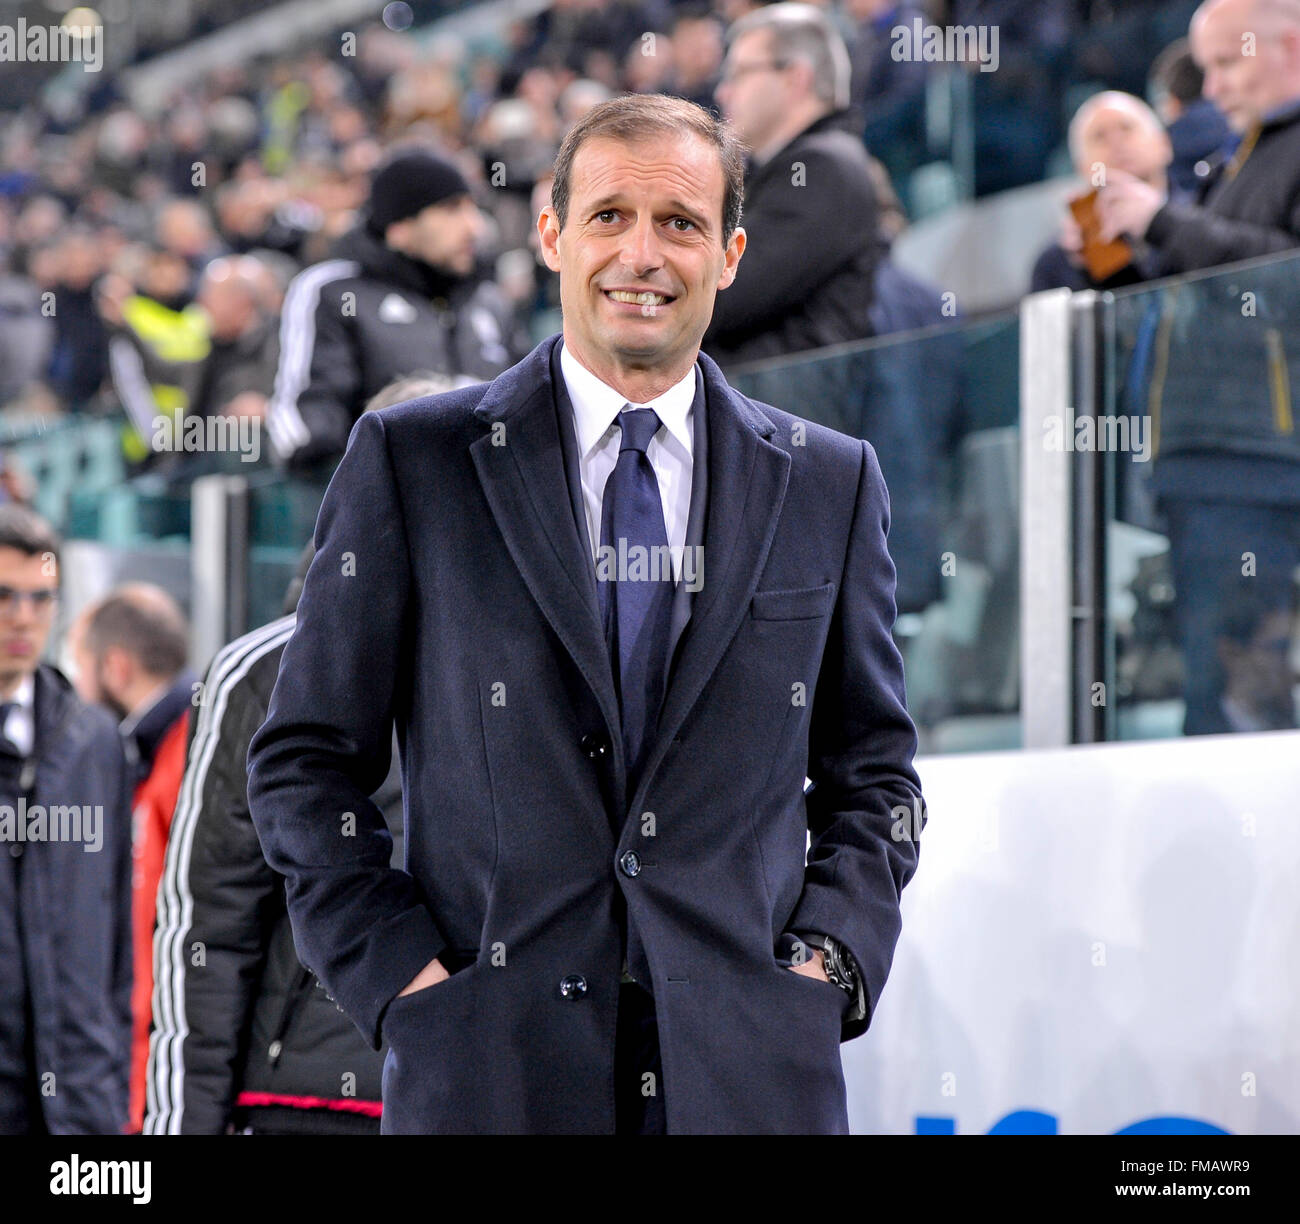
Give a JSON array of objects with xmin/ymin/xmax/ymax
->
[{"xmin": 1100, "ymin": 250, "xmax": 1300, "ymax": 740}]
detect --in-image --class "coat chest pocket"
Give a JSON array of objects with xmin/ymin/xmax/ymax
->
[{"xmin": 749, "ymin": 583, "xmax": 836, "ymax": 622}]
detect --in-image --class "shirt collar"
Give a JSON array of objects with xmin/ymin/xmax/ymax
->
[
  {"xmin": 4, "ymin": 673, "xmax": 34, "ymax": 713},
  {"xmin": 559, "ymin": 339, "xmax": 696, "ymax": 461},
  {"xmin": 119, "ymin": 670, "xmax": 194, "ymax": 755}
]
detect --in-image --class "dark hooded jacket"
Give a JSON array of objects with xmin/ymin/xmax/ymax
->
[
  {"xmin": 144, "ymin": 555, "xmax": 405, "ymax": 1134},
  {"xmin": 265, "ymin": 225, "xmax": 523, "ymax": 473}
]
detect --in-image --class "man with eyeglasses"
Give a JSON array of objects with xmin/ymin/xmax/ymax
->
[
  {"xmin": 705, "ymin": 2, "xmax": 886, "ymax": 368},
  {"xmin": 0, "ymin": 505, "xmax": 134, "ymax": 1134}
]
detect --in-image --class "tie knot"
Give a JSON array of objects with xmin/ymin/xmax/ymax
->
[{"xmin": 617, "ymin": 406, "xmax": 662, "ymax": 456}]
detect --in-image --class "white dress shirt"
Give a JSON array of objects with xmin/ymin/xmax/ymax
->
[
  {"xmin": 559, "ymin": 341, "xmax": 696, "ymax": 575},
  {"xmin": 0, "ymin": 673, "xmax": 35, "ymax": 756}
]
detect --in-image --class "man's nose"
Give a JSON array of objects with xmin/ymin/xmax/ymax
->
[{"xmin": 619, "ymin": 216, "xmax": 663, "ymax": 273}]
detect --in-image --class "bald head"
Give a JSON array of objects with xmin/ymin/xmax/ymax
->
[
  {"xmin": 1192, "ymin": 0, "xmax": 1300, "ymax": 131},
  {"xmin": 1070, "ymin": 92, "xmax": 1173, "ymax": 186},
  {"xmin": 198, "ymin": 255, "xmax": 272, "ymax": 341}
]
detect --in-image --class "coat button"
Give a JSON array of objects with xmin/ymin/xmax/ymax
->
[
  {"xmin": 268, "ymin": 1040, "xmax": 282, "ymax": 1059},
  {"xmin": 559, "ymin": 974, "xmax": 588, "ymax": 1000},
  {"xmin": 619, "ymin": 850, "xmax": 641, "ymax": 877},
  {"xmin": 8, "ymin": 843, "xmax": 21, "ymax": 858},
  {"xmin": 580, "ymin": 733, "xmax": 609, "ymax": 759}
]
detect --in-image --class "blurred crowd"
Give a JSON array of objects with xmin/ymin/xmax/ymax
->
[{"xmin": 0, "ymin": 1, "xmax": 1202, "ymax": 457}]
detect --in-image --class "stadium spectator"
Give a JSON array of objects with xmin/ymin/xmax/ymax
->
[
  {"xmin": 69, "ymin": 583, "xmax": 195, "ymax": 1134},
  {"xmin": 265, "ymin": 147, "xmax": 519, "ymax": 474},
  {"xmin": 845, "ymin": 0, "xmax": 930, "ymax": 190},
  {"xmin": 0, "ymin": 506, "xmax": 133, "ymax": 1134},
  {"xmin": 665, "ymin": 6, "xmax": 727, "ymax": 114},
  {"xmin": 0, "ymin": 260, "xmax": 54, "ymax": 410},
  {"xmin": 1097, "ymin": 0, "xmax": 1300, "ymax": 270},
  {"xmin": 1031, "ymin": 92, "xmax": 1174, "ymax": 293},
  {"xmin": 100, "ymin": 243, "xmax": 210, "ymax": 470},
  {"xmin": 213, "ymin": 179, "xmax": 311, "ymax": 262},
  {"xmin": 186, "ymin": 255, "xmax": 279, "ymax": 455},
  {"xmin": 1148, "ymin": 37, "xmax": 1234, "ymax": 196},
  {"xmin": 1103, "ymin": 0, "xmax": 1300, "ymax": 735},
  {"xmin": 156, "ymin": 198, "xmax": 225, "ymax": 279},
  {"xmin": 25, "ymin": 228, "xmax": 107, "ymax": 412},
  {"xmin": 953, "ymin": 0, "xmax": 1073, "ymax": 196},
  {"xmin": 705, "ymin": 2, "xmax": 884, "ymax": 368}
]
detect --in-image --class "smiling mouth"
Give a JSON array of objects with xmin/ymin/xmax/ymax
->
[{"xmin": 603, "ymin": 289, "xmax": 675, "ymax": 307}]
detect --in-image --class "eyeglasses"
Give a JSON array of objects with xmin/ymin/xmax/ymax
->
[
  {"xmin": 719, "ymin": 59, "xmax": 790, "ymax": 85},
  {"xmin": 0, "ymin": 586, "xmax": 59, "ymax": 616}
]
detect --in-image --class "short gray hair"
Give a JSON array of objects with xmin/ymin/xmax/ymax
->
[{"xmin": 728, "ymin": 2, "xmax": 852, "ymax": 112}]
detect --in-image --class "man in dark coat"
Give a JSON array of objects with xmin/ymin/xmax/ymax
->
[
  {"xmin": 0, "ymin": 506, "xmax": 134, "ymax": 1134},
  {"xmin": 265, "ymin": 148, "xmax": 522, "ymax": 476},
  {"xmin": 704, "ymin": 3, "xmax": 884, "ymax": 369},
  {"xmin": 1096, "ymin": 0, "xmax": 1300, "ymax": 734},
  {"xmin": 248, "ymin": 93, "xmax": 924, "ymax": 1135},
  {"xmin": 1097, "ymin": 0, "xmax": 1300, "ymax": 271}
]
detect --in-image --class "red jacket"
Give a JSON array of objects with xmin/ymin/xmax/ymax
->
[{"xmin": 128, "ymin": 710, "xmax": 189, "ymax": 1133}]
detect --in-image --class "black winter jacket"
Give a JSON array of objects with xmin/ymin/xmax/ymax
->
[
  {"xmin": 702, "ymin": 109, "xmax": 884, "ymax": 370},
  {"xmin": 1136, "ymin": 102, "xmax": 1300, "ymax": 467},
  {"xmin": 265, "ymin": 225, "xmax": 522, "ymax": 472},
  {"xmin": 1146, "ymin": 98, "xmax": 1300, "ymax": 273},
  {"xmin": 144, "ymin": 615, "xmax": 405, "ymax": 1134}
]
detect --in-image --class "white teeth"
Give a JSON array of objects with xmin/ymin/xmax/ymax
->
[{"xmin": 607, "ymin": 290, "xmax": 668, "ymax": 305}]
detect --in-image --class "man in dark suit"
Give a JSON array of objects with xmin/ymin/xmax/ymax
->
[
  {"xmin": 704, "ymin": 2, "xmax": 885, "ymax": 368},
  {"xmin": 247, "ymin": 92, "xmax": 924, "ymax": 1135}
]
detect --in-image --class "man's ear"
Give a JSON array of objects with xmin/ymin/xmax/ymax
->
[
  {"xmin": 384, "ymin": 218, "xmax": 411, "ymax": 253},
  {"xmin": 717, "ymin": 226, "xmax": 746, "ymax": 291},
  {"xmin": 537, "ymin": 206, "xmax": 562, "ymax": 273},
  {"xmin": 101, "ymin": 644, "xmax": 134, "ymax": 694}
]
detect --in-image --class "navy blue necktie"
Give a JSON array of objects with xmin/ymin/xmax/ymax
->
[
  {"xmin": 598, "ymin": 406, "xmax": 674, "ymax": 791},
  {"xmin": 0, "ymin": 702, "xmax": 19, "ymax": 757}
]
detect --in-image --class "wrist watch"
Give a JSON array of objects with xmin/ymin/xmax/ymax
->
[
  {"xmin": 797, "ymin": 931, "xmax": 867, "ymax": 1024},
  {"xmin": 799, "ymin": 932, "xmax": 853, "ymax": 990}
]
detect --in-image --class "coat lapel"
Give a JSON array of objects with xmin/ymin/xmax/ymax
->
[
  {"xmin": 470, "ymin": 336, "xmax": 792, "ymax": 818},
  {"xmin": 470, "ymin": 337, "xmax": 621, "ymax": 750},
  {"xmin": 633, "ymin": 351, "xmax": 791, "ymax": 807}
]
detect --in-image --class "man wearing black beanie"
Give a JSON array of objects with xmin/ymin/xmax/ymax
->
[{"xmin": 267, "ymin": 148, "xmax": 523, "ymax": 474}]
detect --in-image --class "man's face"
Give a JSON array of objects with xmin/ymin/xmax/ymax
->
[
  {"xmin": 715, "ymin": 29, "xmax": 792, "ymax": 150},
  {"xmin": 1193, "ymin": 1, "xmax": 1297, "ymax": 132},
  {"xmin": 198, "ymin": 271, "xmax": 257, "ymax": 342},
  {"xmin": 538, "ymin": 131, "xmax": 744, "ymax": 373},
  {"xmin": 144, "ymin": 251, "xmax": 191, "ymax": 303},
  {"xmin": 672, "ymin": 18, "xmax": 724, "ymax": 86},
  {"xmin": 389, "ymin": 195, "xmax": 485, "ymax": 277},
  {"xmin": 1077, "ymin": 102, "xmax": 1172, "ymax": 181},
  {"xmin": 0, "ymin": 548, "xmax": 59, "ymax": 687}
]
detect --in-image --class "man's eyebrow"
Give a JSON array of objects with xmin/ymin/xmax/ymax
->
[{"xmin": 584, "ymin": 195, "xmax": 713, "ymax": 229}]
